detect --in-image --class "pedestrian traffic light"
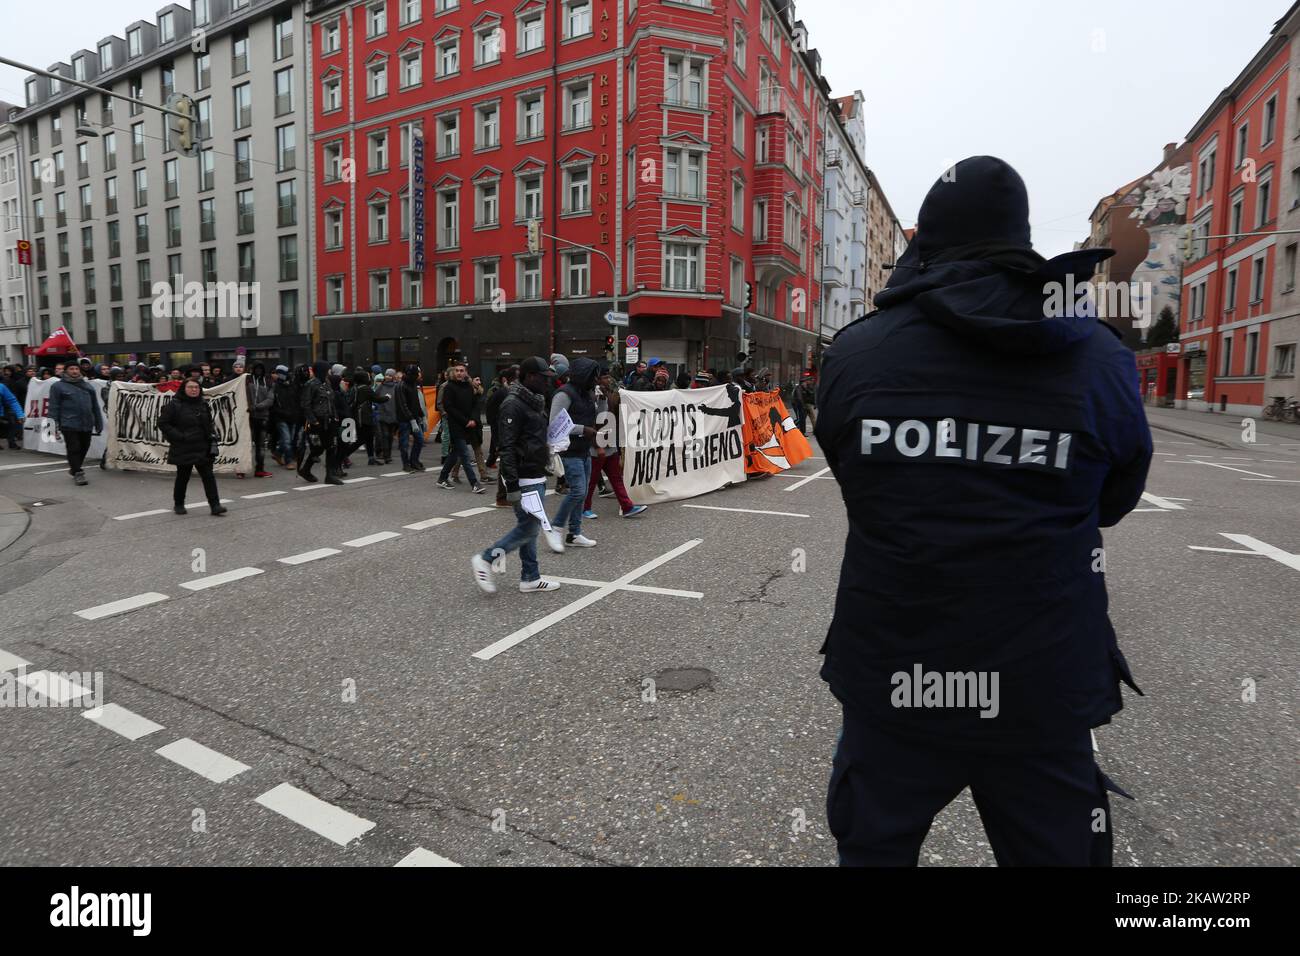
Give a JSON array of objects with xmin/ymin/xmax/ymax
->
[{"xmin": 527, "ymin": 219, "xmax": 541, "ymax": 254}]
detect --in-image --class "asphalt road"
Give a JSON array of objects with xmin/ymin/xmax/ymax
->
[{"xmin": 0, "ymin": 420, "xmax": 1296, "ymax": 866}]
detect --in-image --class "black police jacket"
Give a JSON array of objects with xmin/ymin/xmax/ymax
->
[{"xmin": 815, "ymin": 251, "xmax": 1152, "ymax": 752}]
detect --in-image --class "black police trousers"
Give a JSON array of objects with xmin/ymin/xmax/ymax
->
[{"xmin": 827, "ymin": 707, "xmax": 1128, "ymax": 866}]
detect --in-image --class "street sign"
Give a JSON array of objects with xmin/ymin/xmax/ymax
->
[
  {"xmin": 625, "ymin": 334, "xmax": 639, "ymax": 349},
  {"xmin": 1165, "ymin": 343, "xmax": 1182, "ymax": 354},
  {"xmin": 625, "ymin": 347, "xmax": 640, "ymax": 364},
  {"xmin": 605, "ymin": 310, "xmax": 629, "ymax": 327}
]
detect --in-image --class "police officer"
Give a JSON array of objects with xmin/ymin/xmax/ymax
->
[{"xmin": 815, "ymin": 156, "xmax": 1152, "ymax": 867}]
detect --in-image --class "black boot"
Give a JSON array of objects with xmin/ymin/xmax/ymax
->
[
  {"xmin": 174, "ymin": 504, "xmax": 188, "ymax": 515},
  {"xmin": 325, "ymin": 472, "xmax": 344, "ymax": 486},
  {"xmin": 299, "ymin": 462, "xmax": 317, "ymax": 483},
  {"xmin": 210, "ymin": 504, "xmax": 228, "ymax": 516}
]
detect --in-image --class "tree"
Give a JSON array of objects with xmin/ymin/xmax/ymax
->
[{"xmin": 1146, "ymin": 306, "xmax": 1178, "ymax": 349}]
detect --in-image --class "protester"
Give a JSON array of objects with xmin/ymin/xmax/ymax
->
[
  {"xmin": 374, "ymin": 369, "xmax": 400, "ymax": 465},
  {"xmin": 343, "ymin": 369, "xmax": 387, "ymax": 465},
  {"xmin": 48, "ymin": 363, "xmax": 102, "ymax": 486},
  {"xmin": 299, "ymin": 360, "xmax": 342, "ymax": 484},
  {"xmin": 271, "ymin": 365, "xmax": 301, "ymax": 467},
  {"xmin": 436, "ymin": 363, "xmax": 484, "ymax": 492},
  {"xmin": 468, "ymin": 375, "xmax": 491, "ymax": 480},
  {"xmin": 470, "ymin": 356, "xmax": 563, "ymax": 595},
  {"xmin": 0, "ymin": 377, "xmax": 25, "ymax": 450},
  {"xmin": 584, "ymin": 368, "xmax": 647, "ymax": 520},
  {"xmin": 159, "ymin": 378, "xmax": 227, "ymax": 515},
  {"xmin": 246, "ymin": 362, "xmax": 275, "ymax": 478},
  {"xmin": 549, "ymin": 356, "xmax": 600, "ymax": 547},
  {"xmin": 485, "ymin": 366, "xmax": 517, "ymax": 505},
  {"xmin": 798, "ymin": 373, "xmax": 817, "ymax": 432},
  {"xmin": 395, "ymin": 364, "xmax": 427, "ymax": 471}
]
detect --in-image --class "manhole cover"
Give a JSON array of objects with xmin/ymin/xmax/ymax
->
[{"xmin": 653, "ymin": 667, "xmax": 715, "ymax": 693}]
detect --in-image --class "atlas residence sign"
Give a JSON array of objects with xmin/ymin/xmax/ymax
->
[{"xmin": 596, "ymin": 0, "xmax": 613, "ymax": 248}]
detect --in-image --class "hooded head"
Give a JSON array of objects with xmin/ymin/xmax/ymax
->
[
  {"xmin": 566, "ymin": 356, "xmax": 600, "ymax": 392},
  {"xmin": 311, "ymin": 360, "xmax": 332, "ymax": 382},
  {"xmin": 251, "ymin": 362, "xmax": 266, "ymax": 379},
  {"xmin": 549, "ymin": 353, "xmax": 570, "ymax": 377},
  {"xmin": 916, "ymin": 157, "xmax": 1033, "ymax": 264},
  {"xmin": 404, "ymin": 363, "xmax": 422, "ymax": 384}
]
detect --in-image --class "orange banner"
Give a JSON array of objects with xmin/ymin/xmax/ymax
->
[
  {"xmin": 742, "ymin": 390, "xmax": 813, "ymax": 475},
  {"xmin": 421, "ymin": 386, "xmax": 441, "ymax": 439}
]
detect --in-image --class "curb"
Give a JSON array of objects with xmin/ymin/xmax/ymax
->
[{"xmin": 0, "ymin": 493, "xmax": 30, "ymax": 553}]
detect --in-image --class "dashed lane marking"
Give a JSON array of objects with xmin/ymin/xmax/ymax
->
[
  {"xmin": 404, "ymin": 517, "xmax": 455, "ymax": 531},
  {"xmin": 17, "ymin": 671, "xmax": 93, "ymax": 704},
  {"xmin": 0, "ymin": 648, "xmax": 32, "ymax": 672},
  {"xmin": 278, "ymin": 548, "xmax": 343, "ymax": 565},
  {"xmin": 0, "ymin": 460, "xmax": 66, "ymax": 471},
  {"xmin": 451, "ymin": 507, "xmax": 496, "ymax": 518},
  {"xmin": 293, "ymin": 484, "xmax": 332, "ymax": 492},
  {"xmin": 1195, "ymin": 461, "xmax": 1275, "ymax": 478},
  {"xmin": 255, "ymin": 783, "xmax": 376, "ymax": 847},
  {"xmin": 342, "ymin": 476, "xmax": 378, "ymax": 484},
  {"xmin": 155, "ymin": 738, "xmax": 250, "ymax": 783},
  {"xmin": 683, "ymin": 505, "xmax": 810, "ymax": 519},
  {"xmin": 395, "ymin": 848, "xmax": 461, "ymax": 867},
  {"xmin": 343, "ymin": 531, "xmax": 402, "ymax": 548},
  {"xmin": 113, "ymin": 509, "xmax": 171, "ymax": 521},
  {"xmin": 242, "ymin": 490, "xmax": 288, "ymax": 500},
  {"xmin": 75, "ymin": 592, "xmax": 169, "ymax": 621},
  {"xmin": 473, "ymin": 539, "xmax": 704, "ymax": 661},
  {"xmin": 180, "ymin": 567, "xmax": 265, "ymax": 591},
  {"xmin": 84, "ymin": 704, "xmax": 164, "ymax": 741}
]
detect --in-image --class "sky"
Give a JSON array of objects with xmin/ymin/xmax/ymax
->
[{"xmin": 0, "ymin": 0, "xmax": 1287, "ymax": 257}]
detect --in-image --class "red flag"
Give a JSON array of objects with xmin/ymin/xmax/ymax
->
[{"xmin": 30, "ymin": 326, "xmax": 79, "ymax": 356}]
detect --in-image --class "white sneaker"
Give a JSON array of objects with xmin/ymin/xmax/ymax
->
[
  {"xmin": 543, "ymin": 528, "xmax": 565, "ymax": 553},
  {"xmin": 566, "ymin": 533, "xmax": 597, "ymax": 548},
  {"xmin": 519, "ymin": 578, "xmax": 562, "ymax": 593},
  {"xmin": 470, "ymin": 554, "xmax": 497, "ymax": 595}
]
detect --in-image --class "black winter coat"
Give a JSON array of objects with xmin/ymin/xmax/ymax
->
[
  {"xmin": 441, "ymin": 378, "xmax": 478, "ymax": 440},
  {"xmin": 496, "ymin": 383, "xmax": 550, "ymax": 492},
  {"xmin": 159, "ymin": 393, "xmax": 217, "ymax": 466}
]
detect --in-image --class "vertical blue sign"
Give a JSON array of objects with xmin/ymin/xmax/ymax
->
[{"xmin": 410, "ymin": 131, "xmax": 426, "ymax": 273}]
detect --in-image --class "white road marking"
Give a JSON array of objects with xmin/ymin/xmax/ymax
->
[
  {"xmin": 0, "ymin": 460, "xmax": 65, "ymax": 471},
  {"xmin": 1131, "ymin": 508, "xmax": 1171, "ymax": 513},
  {"xmin": 683, "ymin": 505, "xmax": 810, "ymax": 519},
  {"xmin": 84, "ymin": 703, "xmax": 164, "ymax": 741},
  {"xmin": 17, "ymin": 671, "xmax": 91, "ymax": 704},
  {"xmin": 1242, "ymin": 478, "xmax": 1300, "ymax": 483},
  {"xmin": 546, "ymin": 577, "xmax": 704, "ymax": 599},
  {"xmin": 1189, "ymin": 534, "xmax": 1300, "ymax": 572},
  {"xmin": 1091, "ymin": 730, "xmax": 1099, "ymax": 753},
  {"xmin": 783, "ymin": 466, "xmax": 832, "ymax": 491},
  {"xmin": 187, "ymin": 498, "xmax": 233, "ymax": 509},
  {"xmin": 1140, "ymin": 492, "xmax": 1185, "ymax": 511},
  {"xmin": 76, "ymin": 592, "xmax": 169, "ymax": 620},
  {"xmin": 278, "ymin": 548, "xmax": 342, "ymax": 565},
  {"xmin": 1196, "ymin": 461, "xmax": 1276, "ymax": 478},
  {"xmin": 342, "ymin": 476, "xmax": 378, "ymax": 484},
  {"xmin": 771, "ymin": 472, "xmax": 835, "ymax": 481},
  {"xmin": 254, "ymin": 783, "xmax": 376, "ymax": 847},
  {"xmin": 33, "ymin": 468, "xmax": 69, "ymax": 475},
  {"xmin": 155, "ymin": 738, "xmax": 250, "ymax": 783},
  {"xmin": 242, "ymin": 490, "xmax": 288, "ymax": 500},
  {"xmin": 395, "ymin": 848, "xmax": 461, "ymax": 867},
  {"xmin": 473, "ymin": 540, "xmax": 703, "ymax": 661},
  {"xmin": 343, "ymin": 531, "xmax": 401, "ymax": 548},
  {"xmin": 381, "ymin": 471, "xmax": 410, "ymax": 478},
  {"xmin": 293, "ymin": 484, "xmax": 332, "ymax": 491},
  {"xmin": 451, "ymin": 507, "xmax": 495, "ymax": 518},
  {"xmin": 404, "ymin": 517, "xmax": 455, "ymax": 531},
  {"xmin": 180, "ymin": 567, "xmax": 264, "ymax": 591},
  {"xmin": 0, "ymin": 648, "xmax": 31, "ymax": 672},
  {"xmin": 113, "ymin": 509, "xmax": 171, "ymax": 521}
]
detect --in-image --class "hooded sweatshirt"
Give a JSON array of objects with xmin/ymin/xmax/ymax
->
[
  {"xmin": 550, "ymin": 356, "xmax": 598, "ymax": 458},
  {"xmin": 815, "ymin": 156, "xmax": 1152, "ymax": 753}
]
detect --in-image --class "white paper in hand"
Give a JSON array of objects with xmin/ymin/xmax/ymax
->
[
  {"xmin": 519, "ymin": 489, "xmax": 553, "ymax": 532},
  {"xmin": 548, "ymin": 408, "xmax": 574, "ymax": 453}
]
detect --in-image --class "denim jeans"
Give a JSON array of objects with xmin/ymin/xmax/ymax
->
[
  {"xmin": 553, "ymin": 455, "xmax": 591, "ymax": 534},
  {"xmin": 438, "ymin": 435, "xmax": 479, "ymax": 486},
  {"xmin": 398, "ymin": 420, "xmax": 424, "ymax": 466},
  {"xmin": 276, "ymin": 420, "xmax": 301, "ymax": 462},
  {"xmin": 481, "ymin": 497, "xmax": 541, "ymax": 582}
]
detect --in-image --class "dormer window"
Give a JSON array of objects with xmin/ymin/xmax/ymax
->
[
  {"xmin": 159, "ymin": 12, "xmax": 174, "ymax": 44},
  {"xmin": 98, "ymin": 42, "xmax": 114, "ymax": 70},
  {"xmin": 127, "ymin": 28, "xmax": 142, "ymax": 59}
]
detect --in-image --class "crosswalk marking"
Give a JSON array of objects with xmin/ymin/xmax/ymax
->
[
  {"xmin": 395, "ymin": 848, "xmax": 461, "ymax": 867},
  {"xmin": 255, "ymin": 783, "xmax": 376, "ymax": 847},
  {"xmin": 155, "ymin": 738, "xmax": 250, "ymax": 783},
  {"xmin": 0, "ymin": 648, "xmax": 32, "ymax": 673}
]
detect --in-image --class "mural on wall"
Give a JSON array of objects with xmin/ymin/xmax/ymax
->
[{"xmin": 1127, "ymin": 163, "xmax": 1193, "ymax": 341}]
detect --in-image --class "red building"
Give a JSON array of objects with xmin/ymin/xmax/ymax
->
[
  {"xmin": 307, "ymin": 0, "xmax": 826, "ymax": 382},
  {"xmin": 1180, "ymin": 20, "xmax": 1290, "ymax": 414}
]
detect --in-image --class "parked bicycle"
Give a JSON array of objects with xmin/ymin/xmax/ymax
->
[{"xmin": 1261, "ymin": 396, "xmax": 1300, "ymax": 423}]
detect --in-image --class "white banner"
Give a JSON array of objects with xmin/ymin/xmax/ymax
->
[
  {"xmin": 21, "ymin": 377, "xmax": 110, "ymax": 459},
  {"xmin": 105, "ymin": 376, "xmax": 253, "ymax": 474},
  {"xmin": 618, "ymin": 384, "xmax": 747, "ymax": 504}
]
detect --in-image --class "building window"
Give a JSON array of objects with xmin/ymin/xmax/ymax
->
[
  {"xmin": 238, "ymin": 242, "xmax": 255, "ymax": 283},
  {"xmin": 1251, "ymin": 257, "xmax": 1266, "ymax": 302},
  {"xmin": 438, "ymin": 264, "xmax": 459, "ymax": 305},
  {"xmin": 323, "ymin": 76, "xmax": 342, "ymax": 112},
  {"xmin": 564, "ymin": 165, "xmax": 590, "ymax": 213},
  {"xmin": 519, "ymin": 93, "xmax": 544, "ymax": 140},
  {"xmin": 664, "ymin": 149, "xmax": 703, "ymax": 199},
  {"xmin": 325, "ymin": 208, "xmax": 343, "ymax": 249},
  {"xmin": 274, "ymin": 12, "xmax": 294, "ymax": 59},
  {"xmin": 476, "ymin": 260, "xmax": 499, "ymax": 302},
  {"xmin": 519, "ymin": 12, "xmax": 544, "ymax": 52},
  {"xmin": 236, "ymin": 138, "xmax": 253, "ymax": 182},
  {"xmin": 369, "ymin": 130, "xmax": 389, "ymax": 172},
  {"xmin": 370, "ymin": 198, "xmax": 390, "ymax": 242},
  {"xmin": 402, "ymin": 48, "xmax": 422, "ymax": 88},
  {"xmin": 128, "ymin": 28, "xmax": 142, "ymax": 59},
  {"xmin": 1230, "ymin": 193, "xmax": 1244, "ymax": 239},
  {"xmin": 1236, "ymin": 123, "xmax": 1249, "ymax": 167},
  {"xmin": 476, "ymin": 103, "xmax": 500, "ymax": 149},
  {"xmin": 232, "ymin": 31, "xmax": 249, "ymax": 76},
  {"xmin": 199, "ymin": 149, "xmax": 215, "ymax": 191},
  {"xmin": 438, "ymin": 37, "xmax": 460, "ymax": 77},
  {"xmin": 437, "ymin": 113, "xmax": 458, "ymax": 157},
  {"xmin": 326, "ymin": 277, "xmax": 344, "ymax": 314},
  {"xmin": 1285, "ymin": 243, "xmax": 1297, "ymax": 292},
  {"xmin": 237, "ymin": 189, "xmax": 255, "ymax": 235},
  {"xmin": 370, "ymin": 271, "xmax": 390, "ymax": 310},
  {"xmin": 518, "ymin": 256, "xmax": 541, "ymax": 300},
  {"xmin": 368, "ymin": 1, "xmax": 388, "ymax": 37},
  {"xmin": 1273, "ymin": 342, "xmax": 1296, "ymax": 376},
  {"xmin": 666, "ymin": 55, "xmax": 705, "ymax": 109},
  {"xmin": 564, "ymin": 251, "xmax": 589, "ymax": 296},
  {"xmin": 195, "ymin": 52, "xmax": 211, "ymax": 90},
  {"xmin": 234, "ymin": 83, "xmax": 252, "ymax": 129},
  {"xmin": 368, "ymin": 59, "xmax": 388, "ymax": 99},
  {"xmin": 1258, "ymin": 175, "xmax": 1272, "ymax": 228},
  {"xmin": 564, "ymin": 81, "xmax": 591, "ymax": 130},
  {"xmin": 99, "ymin": 41, "xmax": 114, "ymax": 70},
  {"xmin": 199, "ymin": 197, "xmax": 215, "ymax": 242},
  {"xmin": 401, "ymin": 0, "xmax": 422, "ymax": 26},
  {"xmin": 476, "ymin": 24, "xmax": 503, "ymax": 65},
  {"xmin": 131, "ymin": 122, "xmax": 145, "ymax": 162},
  {"xmin": 103, "ymin": 132, "xmax": 117, "ymax": 171},
  {"xmin": 732, "ymin": 178, "xmax": 744, "ymax": 229},
  {"xmin": 275, "ymin": 68, "xmax": 294, "ymax": 116},
  {"xmin": 734, "ymin": 25, "xmax": 747, "ymax": 74},
  {"xmin": 134, "ymin": 214, "xmax": 149, "ymax": 253},
  {"xmin": 438, "ymin": 190, "xmax": 459, "ymax": 247},
  {"xmin": 730, "ymin": 256, "xmax": 744, "ymax": 305},
  {"xmin": 664, "ymin": 242, "xmax": 702, "ymax": 291},
  {"xmin": 404, "ymin": 272, "xmax": 422, "ymax": 309},
  {"xmin": 754, "ymin": 197, "xmax": 768, "ymax": 241},
  {"xmin": 476, "ymin": 181, "xmax": 499, "ymax": 226},
  {"xmin": 281, "ymin": 290, "xmax": 300, "ymax": 334},
  {"xmin": 1225, "ymin": 267, "xmax": 1238, "ymax": 311},
  {"xmin": 564, "ymin": 0, "xmax": 591, "ymax": 39},
  {"xmin": 196, "ymin": 97, "xmax": 212, "ymax": 139},
  {"xmin": 166, "ymin": 206, "xmax": 182, "ymax": 247},
  {"xmin": 276, "ymin": 125, "xmax": 296, "ymax": 172},
  {"xmin": 278, "ymin": 180, "xmax": 297, "ymax": 227},
  {"xmin": 133, "ymin": 169, "xmax": 148, "ymax": 207},
  {"xmin": 323, "ymin": 20, "xmax": 341, "ymax": 54},
  {"xmin": 162, "ymin": 158, "xmax": 178, "ymax": 201},
  {"xmin": 519, "ymin": 174, "xmax": 542, "ymax": 220},
  {"xmin": 324, "ymin": 142, "xmax": 343, "ymax": 182},
  {"xmin": 1263, "ymin": 95, "xmax": 1278, "ymax": 147}
]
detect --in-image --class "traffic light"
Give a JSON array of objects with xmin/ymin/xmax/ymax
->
[
  {"xmin": 605, "ymin": 334, "xmax": 615, "ymax": 353},
  {"xmin": 527, "ymin": 219, "xmax": 541, "ymax": 254},
  {"xmin": 1180, "ymin": 224, "xmax": 1196, "ymax": 261},
  {"xmin": 744, "ymin": 281, "xmax": 753, "ymax": 309},
  {"xmin": 172, "ymin": 94, "xmax": 197, "ymax": 156}
]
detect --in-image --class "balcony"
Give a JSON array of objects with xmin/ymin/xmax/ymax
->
[
  {"xmin": 822, "ymin": 260, "xmax": 845, "ymax": 288},
  {"xmin": 826, "ymin": 149, "xmax": 841, "ymax": 168}
]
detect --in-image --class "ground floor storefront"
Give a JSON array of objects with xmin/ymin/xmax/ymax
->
[{"xmin": 70, "ymin": 333, "xmax": 311, "ymax": 374}]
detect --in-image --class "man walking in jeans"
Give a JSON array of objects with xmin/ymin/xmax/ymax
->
[
  {"xmin": 48, "ymin": 363, "xmax": 103, "ymax": 486},
  {"xmin": 471, "ymin": 357, "xmax": 562, "ymax": 595},
  {"xmin": 436, "ymin": 363, "xmax": 485, "ymax": 493},
  {"xmin": 549, "ymin": 357, "xmax": 600, "ymax": 547}
]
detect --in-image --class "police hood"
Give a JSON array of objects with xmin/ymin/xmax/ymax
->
[{"xmin": 876, "ymin": 244, "xmax": 1116, "ymax": 357}]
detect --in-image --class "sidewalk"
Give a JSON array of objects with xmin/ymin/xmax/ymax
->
[
  {"xmin": 0, "ymin": 492, "xmax": 30, "ymax": 553},
  {"xmin": 1143, "ymin": 405, "xmax": 1300, "ymax": 455}
]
